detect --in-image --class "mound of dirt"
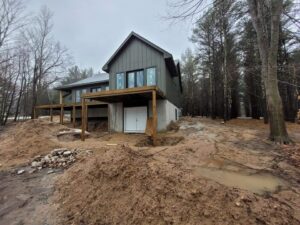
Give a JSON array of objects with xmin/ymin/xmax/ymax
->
[
  {"xmin": 55, "ymin": 146, "xmax": 298, "ymax": 225},
  {"xmin": 0, "ymin": 119, "xmax": 64, "ymax": 168}
]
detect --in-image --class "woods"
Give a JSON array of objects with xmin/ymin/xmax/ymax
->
[
  {"xmin": 0, "ymin": 0, "xmax": 69, "ymax": 125},
  {"xmin": 175, "ymin": 0, "xmax": 300, "ymax": 143}
]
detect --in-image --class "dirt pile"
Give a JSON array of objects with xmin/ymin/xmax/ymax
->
[
  {"xmin": 0, "ymin": 119, "xmax": 64, "ymax": 168},
  {"xmin": 55, "ymin": 146, "xmax": 298, "ymax": 225}
]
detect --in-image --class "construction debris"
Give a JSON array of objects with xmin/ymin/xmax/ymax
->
[{"xmin": 31, "ymin": 148, "xmax": 78, "ymax": 169}]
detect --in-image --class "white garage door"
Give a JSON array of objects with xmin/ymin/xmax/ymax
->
[{"xmin": 124, "ymin": 106, "xmax": 147, "ymax": 133}]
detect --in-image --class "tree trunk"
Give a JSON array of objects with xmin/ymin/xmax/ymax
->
[{"xmin": 247, "ymin": 0, "xmax": 290, "ymax": 143}]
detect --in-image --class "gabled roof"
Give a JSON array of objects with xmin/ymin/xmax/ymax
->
[
  {"xmin": 56, "ymin": 73, "xmax": 109, "ymax": 91},
  {"xmin": 102, "ymin": 31, "xmax": 173, "ymax": 72}
]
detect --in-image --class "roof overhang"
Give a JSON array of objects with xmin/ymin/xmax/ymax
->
[{"xmin": 82, "ymin": 86, "xmax": 164, "ymax": 103}]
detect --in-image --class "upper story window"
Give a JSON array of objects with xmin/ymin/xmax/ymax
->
[
  {"xmin": 146, "ymin": 67, "xmax": 156, "ymax": 86},
  {"xmin": 116, "ymin": 73, "xmax": 125, "ymax": 89},
  {"xmin": 126, "ymin": 70, "xmax": 144, "ymax": 88}
]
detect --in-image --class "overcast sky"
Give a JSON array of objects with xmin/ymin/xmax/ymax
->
[{"xmin": 26, "ymin": 0, "xmax": 193, "ymax": 73}]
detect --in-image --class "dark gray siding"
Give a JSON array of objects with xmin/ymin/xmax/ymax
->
[
  {"xmin": 107, "ymin": 37, "xmax": 182, "ymax": 108},
  {"xmin": 109, "ymin": 38, "xmax": 166, "ymax": 93},
  {"xmin": 165, "ymin": 66, "xmax": 182, "ymax": 107}
]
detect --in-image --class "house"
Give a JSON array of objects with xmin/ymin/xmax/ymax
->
[
  {"xmin": 56, "ymin": 73, "xmax": 109, "ymax": 121},
  {"xmin": 35, "ymin": 31, "xmax": 183, "ymax": 141}
]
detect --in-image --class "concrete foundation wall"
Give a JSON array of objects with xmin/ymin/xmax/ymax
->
[
  {"xmin": 149, "ymin": 99, "xmax": 180, "ymax": 131},
  {"xmin": 109, "ymin": 99, "xmax": 180, "ymax": 133},
  {"xmin": 109, "ymin": 102, "xmax": 123, "ymax": 132}
]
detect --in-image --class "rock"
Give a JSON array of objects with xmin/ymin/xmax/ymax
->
[
  {"xmin": 235, "ymin": 201, "xmax": 241, "ymax": 207},
  {"xmin": 51, "ymin": 148, "xmax": 68, "ymax": 156},
  {"xmin": 0, "ymin": 163, "xmax": 2, "ymax": 167},
  {"xmin": 28, "ymin": 169, "xmax": 36, "ymax": 174},
  {"xmin": 44, "ymin": 155, "xmax": 51, "ymax": 163},
  {"xmin": 31, "ymin": 161, "xmax": 42, "ymax": 168},
  {"xmin": 17, "ymin": 169, "xmax": 25, "ymax": 175},
  {"xmin": 63, "ymin": 150, "xmax": 72, "ymax": 157},
  {"xmin": 47, "ymin": 170, "xmax": 54, "ymax": 174},
  {"xmin": 37, "ymin": 166, "xmax": 42, "ymax": 170}
]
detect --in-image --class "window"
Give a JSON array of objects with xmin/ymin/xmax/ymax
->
[
  {"xmin": 116, "ymin": 73, "xmax": 125, "ymax": 89},
  {"xmin": 75, "ymin": 89, "xmax": 86, "ymax": 103},
  {"xmin": 146, "ymin": 67, "xmax": 156, "ymax": 85},
  {"xmin": 136, "ymin": 70, "xmax": 144, "ymax": 87},
  {"xmin": 126, "ymin": 70, "xmax": 144, "ymax": 88},
  {"xmin": 91, "ymin": 87, "xmax": 102, "ymax": 93},
  {"xmin": 127, "ymin": 72, "xmax": 135, "ymax": 88}
]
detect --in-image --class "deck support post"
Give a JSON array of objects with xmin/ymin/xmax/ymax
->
[
  {"xmin": 50, "ymin": 107, "xmax": 53, "ymax": 122},
  {"xmin": 81, "ymin": 98, "xmax": 86, "ymax": 141},
  {"xmin": 72, "ymin": 105, "xmax": 76, "ymax": 128},
  {"xmin": 60, "ymin": 105, "xmax": 64, "ymax": 125},
  {"xmin": 152, "ymin": 90, "xmax": 157, "ymax": 146},
  {"xmin": 33, "ymin": 107, "xmax": 37, "ymax": 119},
  {"xmin": 86, "ymin": 104, "xmax": 88, "ymax": 131}
]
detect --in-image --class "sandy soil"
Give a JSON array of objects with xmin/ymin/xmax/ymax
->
[{"xmin": 0, "ymin": 117, "xmax": 300, "ymax": 225}]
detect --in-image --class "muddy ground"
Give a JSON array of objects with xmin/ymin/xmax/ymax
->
[{"xmin": 0, "ymin": 117, "xmax": 300, "ymax": 225}]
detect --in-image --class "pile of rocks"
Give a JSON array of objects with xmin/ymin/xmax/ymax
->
[{"xmin": 31, "ymin": 148, "xmax": 77, "ymax": 169}]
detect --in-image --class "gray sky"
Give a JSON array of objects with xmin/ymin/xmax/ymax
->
[{"xmin": 26, "ymin": 0, "xmax": 193, "ymax": 73}]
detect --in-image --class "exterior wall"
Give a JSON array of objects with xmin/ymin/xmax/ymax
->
[
  {"xmin": 61, "ymin": 82, "xmax": 109, "ymax": 104},
  {"xmin": 165, "ymin": 69, "xmax": 182, "ymax": 108},
  {"xmin": 109, "ymin": 102, "xmax": 123, "ymax": 132},
  {"xmin": 109, "ymin": 38, "xmax": 166, "ymax": 93},
  {"xmin": 149, "ymin": 99, "xmax": 180, "ymax": 131}
]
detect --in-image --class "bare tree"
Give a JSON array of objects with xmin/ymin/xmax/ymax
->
[
  {"xmin": 22, "ymin": 6, "xmax": 69, "ymax": 118},
  {"xmin": 247, "ymin": 0, "xmax": 290, "ymax": 143},
  {"xmin": 167, "ymin": 0, "xmax": 292, "ymax": 143}
]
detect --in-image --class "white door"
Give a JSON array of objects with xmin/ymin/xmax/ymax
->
[{"xmin": 124, "ymin": 106, "xmax": 147, "ymax": 133}]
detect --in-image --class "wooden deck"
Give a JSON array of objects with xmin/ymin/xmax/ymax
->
[{"xmin": 34, "ymin": 86, "xmax": 162, "ymax": 145}]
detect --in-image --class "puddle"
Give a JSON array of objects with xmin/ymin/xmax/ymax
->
[{"xmin": 195, "ymin": 167, "xmax": 286, "ymax": 195}]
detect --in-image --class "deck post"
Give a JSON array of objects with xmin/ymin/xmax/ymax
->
[
  {"xmin": 86, "ymin": 104, "xmax": 88, "ymax": 131},
  {"xmin": 72, "ymin": 105, "xmax": 76, "ymax": 128},
  {"xmin": 59, "ymin": 91, "xmax": 63, "ymax": 104},
  {"xmin": 50, "ymin": 107, "xmax": 53, "ymax": 122},
  {"xmin": 33, "ymin": 107, "xmax": 37, "ymax": 119},
  {"xmin": 152, "ymin": 90, "xmax": 157, "ymax": 145},
  {"xmin": 60, "ymin": 105, "xmax": 64, "ymax": 124},
  {"xmin": 81, "ymin": 98, "xmax": 86, "ymax": 141}
]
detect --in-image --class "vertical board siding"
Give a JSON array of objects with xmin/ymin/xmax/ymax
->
[
  {"xmin": 109, "ymin": 38, "xmax": 165, "ymax": 93},
  {"xmin": 107, "ymin": 37, "xmax": 182, "ymax": 108}
]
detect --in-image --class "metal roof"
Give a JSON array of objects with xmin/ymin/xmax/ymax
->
[{"xmin": 56, "ymin": 73, "xmax": 109, "ymax": 90}]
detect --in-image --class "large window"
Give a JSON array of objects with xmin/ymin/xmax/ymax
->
[
  {"xmin": 146, "ymin": 67, "xmax": 156, "ymax": 85},
  {"xmin": 127, "ymin": 72, "xmax": 135, "ymax": 88},
  {"xmin": 116, "ymin": 73, "xmax": 125, "ymax": 89},
  {"xmin": 126, "ymin": 70, "xmax": 144, "ymax": 88},
  {"xmin": 136, "ymin": 70, "xmax": 144, "ymax": 87}
]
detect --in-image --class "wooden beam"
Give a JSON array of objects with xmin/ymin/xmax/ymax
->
[
  {"xmin": 86, "ymin": 104, "xmax": 88, "ymax": 131},
  {"xmin": 152, "ymin": 90, "xmax": 157, "ymax": 146},
  {"xmin": 60, "ymin": 105, "xmax": 64, "ymax": 124},
  {"xmin": 81, "ymin": 98, "xmax": 86, "ymax": 141},
  {"xmin": 50, "ymin": 107, "xmax": 53, "ymax": 122},
  {"xmin": 33, "ymin": 107, "xmax": 37, "ymax": 119},
  {"xmin": 83, "ymin": 85, "xmax": 163, "ymax": 99},
  {"xmin": 72, "ymin": 105, "xmax": 76, "ymax": 128},
  {"xmin": 59, "ymin": 91, "xmax": 63, "ymax": 104}
]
